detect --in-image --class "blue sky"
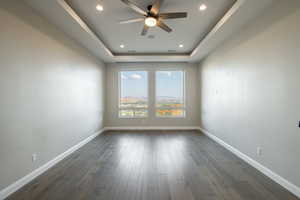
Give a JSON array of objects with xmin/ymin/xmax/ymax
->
[
  {"xmin": 120, "ymin": 71, "xmax": 184, "ymax": 98},
  {"xmin": 120, "ymin": 71, "xmax": 148, "ymax": 98}
]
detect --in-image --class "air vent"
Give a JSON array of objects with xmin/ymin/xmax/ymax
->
[
  {"xmin": 128, "ymin": 50, "xmax": 137, "ymax": 53},
  {"xmin": 148, "ymin": 35, "xmax": 155, "ymax": 39}
]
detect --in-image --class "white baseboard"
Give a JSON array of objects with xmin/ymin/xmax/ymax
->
[
  {"xmin": 199, "ymin": 127, "xmax": 300, "ymax": 198},
  {"xmin": 0, "ymin": 129, "xmax": 105, "ymax": 200},
  {"xmin": 104, "ymin": 126, "xmax": 201, "ymax": 131},
  {"xmin": 0, "ymin": 126, "xmax": 198, "ymax": 199},
  {"xmin": 4, "ymin": 127, "xmax": 298, "ymax": 199}
]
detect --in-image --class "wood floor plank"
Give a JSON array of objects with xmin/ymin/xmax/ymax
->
[{"xmin": 6, "ymin": 131, "xmax": 300, "ymax": 200}]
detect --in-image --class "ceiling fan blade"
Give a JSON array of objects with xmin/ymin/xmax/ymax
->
[
  {"xmin": 159, "ymin": 12, "xmax": 187, "ymax": 19},
  {"xmin": 150, "ymin": 0, "xmax": 164, "ymax": 16},
  {"xmin": 120, "ymin": 0, "xmax": 147, "ymax": 16},
  {"xmin": 157, "ymin": 20, "xmax": 172, "ymax": 33},
  {"xmin": 141, "ymin": 24, "xmax": 149, "ymax": 36},
  {"xmin": 119, "ymin": 18, "xmax": 144, "ymax": 24}
]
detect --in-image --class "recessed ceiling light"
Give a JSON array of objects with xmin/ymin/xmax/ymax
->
[
  {"xmin": 199, "ymin": 4, "xmax": 207, "ymax": 11},
  {"xmin": 96, "ymin": 4, "xmax": 103, "ymax": 11},
  {"xmin": 179, "ymin": 44, "xmax": 184, "ymax": 48},
  {"xmin": 120, "ymin": 44, "xmax": 125, "ymax": 48}
]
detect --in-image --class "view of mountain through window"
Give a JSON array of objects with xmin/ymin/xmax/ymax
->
[
  {"xmin": 156, "ymin": 71, "xmax": 185, "ymax": 117},
  {"xmin": 119, "ymin": 71, "xmax": 148, "ymax": 117}
]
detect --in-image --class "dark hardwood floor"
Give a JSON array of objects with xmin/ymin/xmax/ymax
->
[{"xmin": 7, "ymin": 130, "xmax": 299, "ymax": 200}]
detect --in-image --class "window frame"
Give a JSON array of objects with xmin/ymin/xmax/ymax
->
[
  {"xmin": 154, "ymin": 70, "xmax": 186, "ymax": 118},
  {"xmin": 118, "ymin": 70, "xmax": 149, "ymax": 118}
]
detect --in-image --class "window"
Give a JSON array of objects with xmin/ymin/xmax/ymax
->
[
  {"xmin": 156, "ymin": 71, "xmax": 185, "ymax": 117},
  {"xmin": 119, "ymin": 71, "xmax": 148, "ymax": 118}
]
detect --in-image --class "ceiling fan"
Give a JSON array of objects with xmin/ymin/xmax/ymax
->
[{"xmin": 119, "ymin": 0, "xmax": 187, "ymax": 36}]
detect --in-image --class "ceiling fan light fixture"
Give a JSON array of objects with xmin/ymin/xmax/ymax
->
[{"xmin": 145, "ymin": 17, "xmax": 157, "ymax": 27}]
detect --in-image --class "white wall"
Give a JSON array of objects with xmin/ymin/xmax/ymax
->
[
  {"xmin": 105, "ymin": 63, "xmax": 200, "ymax": 128},
  {"xmin": 0, "ymin": 0, "xmax": 105, "ymax": 191},
  {"xmin": 199, "ymin": 0, "xmax": 300, "ymax": 190}
]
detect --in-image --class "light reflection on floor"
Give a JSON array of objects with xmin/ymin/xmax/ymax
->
[{"xmin": 116, "ymin": 132, "xmax": 188, "ymax": 175}]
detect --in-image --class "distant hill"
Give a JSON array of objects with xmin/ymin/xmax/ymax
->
[
  {"xmin": 121, "ymin": 96, "xmax": 181, "ymax": 103},
  {"xmin": 121, "ymin": 96, "xmax": 147, "ymax": 103},
  {"xmin": 157, "ymin": 96, "xmax": 181, "ymax": 101}
]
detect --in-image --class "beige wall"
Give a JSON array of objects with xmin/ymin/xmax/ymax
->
[
  {"xmin": 0, "ymin": 0, "xmax": 105, "ymax": 190},
  {"xmin": 105, "ymin": 63, "xmax": 200, "ymax": 127},
  {"xmin": 199, "ymin": 0, "xmax": 300, "ymax": 189}
]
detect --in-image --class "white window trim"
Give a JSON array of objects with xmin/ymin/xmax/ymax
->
[
  {"xmin": 118, "ymin": 70, "xmax": 149, "ymax": 118},
  {"xmin": 155, "ymin": 70, "xmax": 186, "ymax": 118}
]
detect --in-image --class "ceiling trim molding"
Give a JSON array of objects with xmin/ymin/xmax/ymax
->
[
  {"xmin": 57, "ymin": 0, "xmax": 245, "ymax": 62},
  {"xmin": 57, "ymin": 0, "xmax": 113, "ymax": 57},
  {"xmin": 191, "ymin": 0, "xmax": 245, "ymax": 57}
]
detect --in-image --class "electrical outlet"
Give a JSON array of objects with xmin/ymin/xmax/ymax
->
[
  {"xmin": 32, "ymin": 154, "xmax": 38, "ymax": 162},
  {"xmin": 257, "ymin": 147, "xmax": 262, "ymax": 156}
]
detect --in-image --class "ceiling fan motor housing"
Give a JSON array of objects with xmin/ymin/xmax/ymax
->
[{"xmin": 147, "ymin": 5, "xmax": 153, "ymax": 12}]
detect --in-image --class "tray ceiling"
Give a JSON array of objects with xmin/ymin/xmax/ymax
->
[
  {"xmin": 25, "ymin": 0, "xmax": 275, "ymax": 62},
  {"xmin": 66, "ymin": 0, "xmax": 236, "ymax": 55}
]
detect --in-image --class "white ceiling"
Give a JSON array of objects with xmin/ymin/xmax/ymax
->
[
  {"xmin": 25, "ymin": 0, "xmax": 274, "ymax": 63},
  {"xmin": 66, "ymin": 0, "xmax": 235, "ymax": 54}
]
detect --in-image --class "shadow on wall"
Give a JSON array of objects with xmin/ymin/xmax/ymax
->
[{"xmin": 0, "ymin": 0, "xmax": 92, "ymax": 59}]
